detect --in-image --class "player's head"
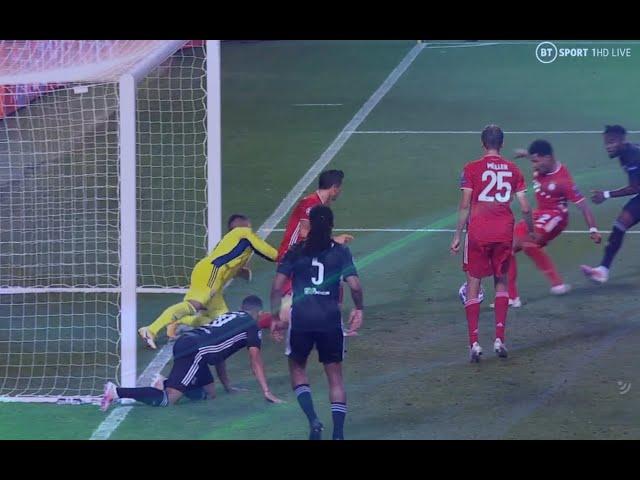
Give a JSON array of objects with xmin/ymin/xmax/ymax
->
[
  {"xmin": 241, "ymin": 295, "xmax": 263, "ymax": 321},
  {"xmin": 318, "ymin": 169, "xmax": 344, "ymax": 203},
  {"xmin": 603, "ymin": 124, "xmax": 627, "ymax": 158},
  {"xmin": 481, "ymin": 124, "xmax": 504, "ymax": 152},
  {"xmin": 305, "ymin": 205, "xmax": 334, "ymax": 254},
  {"xmin": 227, "ymin": 214, "xmax": 251, "ymax": 230},
  {"xmin": 528, "ymin": 139, "xmax": 555, "ymax": 174}
]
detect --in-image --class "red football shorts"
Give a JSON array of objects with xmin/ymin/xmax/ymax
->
[
  {"xmin": 463, "ymin": 235, "xmax": 512, "ymax": 278},
  {"xmin": 515, "ymin": 210, "xmax": 567, "ymax": 248}
]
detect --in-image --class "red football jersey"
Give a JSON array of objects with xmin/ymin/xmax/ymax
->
[
  {"xmin": 460, "ymin": 154, "xmax": 527, "ymax": 242},
  {"xmin": 533, "ymin": 163, "xmax": 584, "ymax": 213},
  {"xmin": 277, "ymin": 191, "xmax": 323, "ymax": 262}
]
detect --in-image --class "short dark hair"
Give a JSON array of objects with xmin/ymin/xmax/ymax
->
[
  {"xmin": 528, "ymin": 139, "xmax": 553, "ymax": 156},
  {"xmin": 227, "ymin": 214, "xmax": 248, "ymax": 230},
  {"xmin": 481, "ymin": 124, "xmax": 504, "ymax": 150},
  {"xmin": 604, "ymin": 125, "xmax": 627, "ymax": 137},
  {"xmin": 241, "ymin": 295, "xmax": 263, "ymax": 311},
  {"xmin": 318, "ymin": 170, "xmax": 344, "ymax": 190}
]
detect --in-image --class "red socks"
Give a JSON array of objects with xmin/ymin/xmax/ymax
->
[
  {"xmin": 464, "ymin": 298, "xmax": 481, "ymax": 346},
  {"xmin": 494, "ymin": 292, "xmax": 509, "ymax": 342},
  {"xmin": 523, "ymin": 245, "xmax": 562, "ymax": 286}
]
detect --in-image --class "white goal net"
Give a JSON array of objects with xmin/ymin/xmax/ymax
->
[{"xmin": 0, "ymin": 40, "xmax": 216, "ymax": 402}]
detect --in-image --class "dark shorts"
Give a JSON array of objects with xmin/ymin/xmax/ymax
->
[
  {"xmin": 286, "ymin": 328, "xmax": 345, "ymax": 364},
  {"xmin": 164, "ymin": 335, "xmax": 214, "ymax": 392},
  {"xmin": 623, "ymin": 195, "xmax": 640, "ymax": 226}
]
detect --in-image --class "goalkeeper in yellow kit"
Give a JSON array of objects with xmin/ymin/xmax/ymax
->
[{"xmin": 138, "ymin": 214, "xmax": 278, "ymax": 349}]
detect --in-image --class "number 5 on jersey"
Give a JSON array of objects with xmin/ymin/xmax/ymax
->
[
  {"xmin": 479, "ymin": 170, "xmax": 513, "ymax": 203},
  {"xmin": 311, "ymin": 258, "xmax": 324, "ymax": 285}
]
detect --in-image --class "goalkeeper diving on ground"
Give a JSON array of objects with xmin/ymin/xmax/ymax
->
[{"xmin": 138, "ymin": 214, "xmax": 278, "ymax": 349}]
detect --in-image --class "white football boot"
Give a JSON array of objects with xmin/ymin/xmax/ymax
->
[
  {"xmin": 550, "ymin": 284, "xmax": 571, "ymax": 295},
  {"xmin": 580, "ymin": 265, "xmax": 609, "ymax": 284},
  {"xmin": 138, "ymin": 326, "xmax": 157, "ymax": 350},
  {"xmin": 493, "ymin": 338, "xmax": 508, "ymax": 358},
  {"xmin": 100, "ymin": 381, "xmax": 119, "ymax": 412},
  {"xmin": 469, "ymin": 342, "xmax": 483, "ymax": 363}
]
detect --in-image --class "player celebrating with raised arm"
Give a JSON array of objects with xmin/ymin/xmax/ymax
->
[
  {"xmin": 138, "ymin": 214, "xmax": 278, "ymax": 349},
  {"xmin": 506, "ymin": 140, "xmax": 601, "ymax": 304},
  {"xmin": 271, "ymin": 205, "xmax": 363, "ymax": 440},
  {"xmin": 582, "ymin": 125, "xmax": 640, "ymax": 283},
  {"xmin": 450, "ymin": 125, "xmax": 534, "ymax": 362},
  {"xmin": 101, "ymin": 295, "xmax": 284, "ymax": 409},
  {"xmin": 276, "ymin": 170, "xmax": 353, "ymax": 328}
]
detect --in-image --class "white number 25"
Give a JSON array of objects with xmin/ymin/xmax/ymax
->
[{"xmin": 478, "ymin": 171, "xmax": 513, "ymax": 203}]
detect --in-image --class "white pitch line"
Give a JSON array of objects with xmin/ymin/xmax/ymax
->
[
  {"xmin": 258, "ymin": 42, "xmax": 425, "ymax": 237},
  {"xmin": 351, "ymin": 130, "xmax": 640, "ymax": 135},
  {"xmin": 90, "ymin": 41, "xmax": 426, "ymax": 441},
  {"xmin": 293, "ymin": 103, "xmax": 343, "ymax": 106},
  {"xmin": 425, "ymin": 42, "xmax": 501, "ymax": 49}
]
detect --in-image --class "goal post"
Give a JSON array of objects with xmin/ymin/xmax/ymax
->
[{"xmin": 0, "ymin": 40, "xmax": 221, "ymax": 403}]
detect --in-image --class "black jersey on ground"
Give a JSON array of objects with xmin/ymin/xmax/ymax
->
[
  {"xmin": 278, "ymin": 241, "xmax": 358, "ymax": 332},
  {"xmin": 180, "ymin": 311, "xmax": 262, "ymax": 365},
  {"xmin": 618, "ymin": 143, "xmax": 640, "ymax": 185}
]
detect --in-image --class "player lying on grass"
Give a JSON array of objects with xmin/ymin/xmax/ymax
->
[
  {"xmin": 138, "ymin": 214, "xmax": 278, "ymax": 349},
  {"xmin": 101, "ymin": 295, "xmax": 284, "ymax": 410},
  {"xmin": 450, "ymin": 125, "xmax": 533, "ymax": 362},
  {"xmin": 504, "ymin": 140, "xmax": 601, "ymax": 305},
  {"xmin": 581, "ymin": 125, "xmax": 640, "ymax": 284}
]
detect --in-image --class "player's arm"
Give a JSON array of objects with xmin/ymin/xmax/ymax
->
[
  {"xmin": 516, "ymin": 191, "xmax": 534, "ymax": 234},
  {"xmin": 591, "ymin": 176, "xmax": 640, "ymax": 203},
  {"xmin": 214, "ymin": 361, "xmax": 247, "ymax": 394},
  {"xmin": 270, "ymin": 272, "xmax": 289, "ymax": 335},
  {"xmin": 298, "ymin": 218, "xmax": 311, "ymax": 241},
  {"xmin": 344, "ymin": 274, "xmax": 364, "ymax": 336},
  {"xmin": 574, "ymin": 199, "xmax": 602, "ymax": 244},
  {"xmin": 248, "ymin": 347, "xmax": 284, "ymax": 403},
  {"xmin": 300, "ymin": 217, "xmax": 353, "ymax": 245},
  {"xmin": 592, "ymin": 157, "xmax": 640, "ymax": 203},
  {"xmin": 450, "ymin": 188, "xmax": 472, "ymax": 254},
  {"xmin": 243, "ymin": 230, "xmax": 278, "ymax": 261}
]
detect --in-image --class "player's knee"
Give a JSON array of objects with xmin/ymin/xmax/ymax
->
[
  {"xmin": 607, "ymin": 223, "xmax": 626, "ymax": 247},
  {"xmin": 187, "ymin": 300, "xmax": 205, "ymax": 312}
]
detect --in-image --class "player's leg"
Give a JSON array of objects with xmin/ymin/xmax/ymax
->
[
  {"xmin": 522, "ymin": 213, "xmax": 568, "ymax": 292},
  {"xmin": 508, "ymin": 220, "xmax": 528, "ymax": 303},
  {"xmin": 183, "ymin": 367, "xmax": 216, "ymax": 401},
  {"xmin": 178, "ymin": 292, "xmax": 229, "ymax": 330},
  {"xmin": 491, "ymin": 242, "xmax": 512, "ymax": 358},
  {"xmin": 318, "ymin": 329, "xmax": 347, "ymax": 440},
  {"xmin": 139, "ymin": 300, "xmax": 201, "ymax": 348},
  {"xmin": 464, "ymin": 237, "xmax": 491, "ymax": 362},
  {"xmin": 164, "ymin": 263, "xmax": 224, "ymax": 337},
  {"xmin": 100, "ymin": 382, "xmax": 167, "ymax": 410},
  {"xmin": 584, "ymin": 197, "xmax": 640, "ymax": 282},
  {"xmin": 162, "ymin": 336, "xmax": 204, "ymax": 404},
  {"xmin": 287, "ymin": 329, "xmax": 322, "ymax": 439},
  {"xmin": 141, "ymin": 260, "xmax": 213, "ymax": 346}
]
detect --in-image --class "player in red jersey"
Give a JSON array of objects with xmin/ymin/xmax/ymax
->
[
  {"xmin": 505, "ymin": 140, "xmax": 601, "ymax": 305},
  {"xmin": 276, "ymin": 170, "xmax": 353, "ymax": 325},
  {"xmin": 450, "ymin": 125, "xmax": 534, "ymax": 362}
]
